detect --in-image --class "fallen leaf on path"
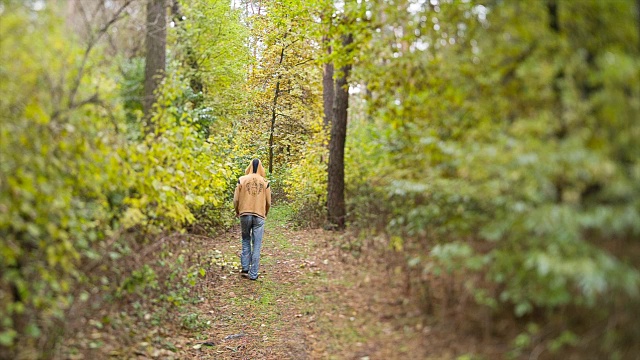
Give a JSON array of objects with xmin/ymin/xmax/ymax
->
[{"xmin": 223, "ymin": 332, "xmax": 245, "ymax": 340}]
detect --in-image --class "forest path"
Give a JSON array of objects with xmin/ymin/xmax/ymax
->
[{"xmin": 176, "ymin": 205, "xmax": 437, "ymax": 359}]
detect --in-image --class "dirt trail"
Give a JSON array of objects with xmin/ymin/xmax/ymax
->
[
  {"xmin": 59, "ymin": 205, "xmax": 494, "ymax": 360},
  {"xmin": 174, "ymin": 206, "xmax": 438, "ymax": 359}
]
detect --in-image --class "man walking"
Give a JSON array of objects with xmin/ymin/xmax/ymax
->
[{"xmin": 233, "ymin": 158, "xmax": 271, "ymax": 280}]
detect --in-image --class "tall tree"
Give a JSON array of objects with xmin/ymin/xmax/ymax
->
[
  {"xmin": 244, "ymin": 0, "xmax": 323, "ymax": 176},
  {"xmin": 143, "ymin": 0, "xmax": 166, "ymax": 117},
  {"xmin": 322, "ymin": 36, "xmax": 334, "ymax": 129},
  {"xmin": 269, "ymin": 40, "xmax": 286, "ymax": 174},
  {"xmin": 327, "ymin": 33, "xmax": 353, "ymax": 230}
]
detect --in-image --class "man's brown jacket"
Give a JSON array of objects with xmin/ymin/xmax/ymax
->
[{"xmin": 233, "ymin": 159, "xmax": 271, "ymax": 219}]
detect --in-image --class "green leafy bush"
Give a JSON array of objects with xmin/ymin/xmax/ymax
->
[
  {"xmin": 0, "ymin": 2, "xmax": 247, "ymax": 355},
  {"xmin": 344, "ymin": 0, "xmax": 640, "ymax": 355},
  {"xmin": 284, "ymin": 118, "xmax": 328, "ymax": 226}
]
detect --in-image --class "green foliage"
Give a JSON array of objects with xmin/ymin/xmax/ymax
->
[
  {"xmin": 243, "ymin": 0, "xmax": 325, "ymax": 176},
  {"xmin": 171, "ymin": 0, "xmax": 251, "ymax": 138},
  {"xmin": 117, "ymin": 265, "xmax": 158, "ymax": 297},
  {"xmin": 344, "ymin": 109, "xmax": 391, "ymax": 231},
  {"xmin": 122, "ymin": 70, "xmax": 233, "ymax": 230},
  {"xmin": 341, "ymin": 0, "xmax": 640, "ymax": 355},
  {"xmin": 2, "ymin": 0, "xmax": 638, "ymax": 357},
  {"xmin": 0, "ymin": 0, "xmax": 250, "ymax": 354},
  {"xmin": 284, "ymin": 118, "xmax": 328, "ymax": 225},
  {"xmin": 120, "ymin": 57, "xmax": 145, "ymax": 124},
  {"xmin": 0, "ymin": 3, "xmax": 132, "ymax": 349},
  {"xmin": 180, "ymin": 312, "xmax": 209, "ymax": 332}
]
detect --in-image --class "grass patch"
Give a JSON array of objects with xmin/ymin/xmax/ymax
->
[{"xmin": 268, "ymin": 204, "xmax": 294, "ymax": 226}]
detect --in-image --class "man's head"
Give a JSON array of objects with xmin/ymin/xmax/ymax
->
[{"xmin": 245, "ymin": 158, "xmax": 266, "ymax": 177}]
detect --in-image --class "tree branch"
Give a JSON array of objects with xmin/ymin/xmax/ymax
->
[
  {"xmin": 291, "ymin": 58, "xmax": 316, "ymax": 67},
  {"xmin": 68, "ymin": 0, "xmax": 134, "ymax": 108},
  {"xmin": 52, "ymin": 93, "xmax": 101, "ymax": 121}
]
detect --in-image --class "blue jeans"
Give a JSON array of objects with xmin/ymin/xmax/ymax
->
[{"xmin": 240, "ymin": 215, "xmax": 265, "ymax": 280}]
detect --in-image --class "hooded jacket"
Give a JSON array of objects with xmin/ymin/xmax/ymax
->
[{"xmin": 233, "ymin": 159, "xmax": 271, "ymax": 219}]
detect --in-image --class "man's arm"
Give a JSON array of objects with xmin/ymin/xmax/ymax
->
[
  {"xmin": 233, "ymin": 180, "xmax": 241, "ymax": 216},
  {"xmin": 265, "ymin": 182, "xmax": 271, "ymax": 217}
]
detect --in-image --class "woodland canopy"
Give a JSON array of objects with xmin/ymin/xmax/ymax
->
[{"xmin": 1, "ymin": 0, "xmax": 639, "ymax": 358}]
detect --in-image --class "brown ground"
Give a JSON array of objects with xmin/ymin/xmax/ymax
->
[
  {"xmin": 165, "ymin": 208, "xmax": 494, "ymax": 360},
  {"xmin": 54, "ymin": 206, "xmax": 640, "ymax": 360},
  {"xmin": 59, "ymin": 206, "xmax": 500, "ymax": 360}
]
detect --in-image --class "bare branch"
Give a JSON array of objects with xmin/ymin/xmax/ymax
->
[
  {"xmin": 68, "ymin": 0, "xmax": 135, "ymax": 108},
  {"xmin": 291, "ymin": 58, "xmax": 316, "ymax": 67},
  {"xmin": 52, "ymin": 93, "xmax": 100, "ymax": 121}
]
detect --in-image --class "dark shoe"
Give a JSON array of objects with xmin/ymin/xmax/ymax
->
[
  {"xmin": 242, "ymin": 273, "xmax": 258, "ymax": 281},
  {"xmin": 240, "ymin": 269, "xmax": 249, "ymax": 274}
]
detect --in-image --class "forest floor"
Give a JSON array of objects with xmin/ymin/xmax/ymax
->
[
  {"xmin": 61, "ymin": 205, "xmax": 501, "ymax": 359},
  {"xmin": 163, "ymin": 205, "xmax": 496, "ymax": 360}
]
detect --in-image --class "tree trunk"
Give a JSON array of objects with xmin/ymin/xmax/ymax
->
[
  {"xmin": 547, "ymin": 0, "xmax": 559, "ymax": 32},
  {"xmin": 322, "ymin": 37, "xmax": 334, "ymax": 130},
  {"xmin": 269, "ymin": 43, "xmax": 286, "ymax": 175},
  {"xmin": 637, "ymin": 0, "xmax": 640, "ymax": 51},
  {"xmin": 547, "ymin": 0, "xmax": 568, "ymax": 203},
  {"xmin": 327, "ymin": 34, "xmax": 353, "ymax": 230},
  {"xmin": 143, "ymin": 0, "xmax": 166, "ymax": 117},
  {"xmin": 268, "ymin": 79, "xmax": 281, "ymax": 175},
  {"xmin": 547, "ymin": 0, "xmax": 565, "ymax": 140}
]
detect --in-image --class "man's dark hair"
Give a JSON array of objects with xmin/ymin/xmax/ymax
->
[{"xmin": 252, "ymin": 158, "xmax": 259, "ymax": 173}]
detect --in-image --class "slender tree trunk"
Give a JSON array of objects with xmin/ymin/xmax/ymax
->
[
  {"xmin": 547, "ymin": 0, "xmax": 559, "ymax": 32},
  {"xmin": 327, "ymin": 34, "xmax": 353, "ymax": 230},
  {"xmin": 322, "ymin": 37, "xmax": 334, "ymax": 130},
  {"xmin": 637, "ymin": 0, "xmax": 640, "ymax": 51},
  {"xmin": 547, "ymin": 0, "xmax": 568, "ymax": 203},
  {"xmin": 547, "ymin": 0, "xmax": 564, "ymax": 140},
  {"xmin": 269, "ymin": 44, "xmax": 286, "ymax": 174},
  {"xmin": 143, "ymin": 0, "xmax": 166, "ymax": 117},
  {"xmin": 269, "ymin": 79, "xmax": 281, "ymax": 175}
]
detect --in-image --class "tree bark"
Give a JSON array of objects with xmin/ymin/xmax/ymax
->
[
  {"xmin": 327, "ymin": 34, "xmax": 353, "ymax": 230},
  {"xmin": 143, "ymin": 0, "xmax": 166, "ymax": 117},
  {"xmin": 269, "ymin": 43, "xmax": 286, "ymax": 175},
  {"xmin": 547, "ymin": 0, "xmax": 559, "ymax": 32},
  {"xmin": 637, "ymin": 0, "xmax": 640, "ymax": 51},
  {"xmin": 322, "ymin": 37, "xmax": 334, "ymax": 130},
  {"xmin": 547, "ymin": 0, "xmax": 568, "ymax": 203},
  {"xmin": 547, "ymin": 0, "xmax": 566, "ymax": 139}
]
